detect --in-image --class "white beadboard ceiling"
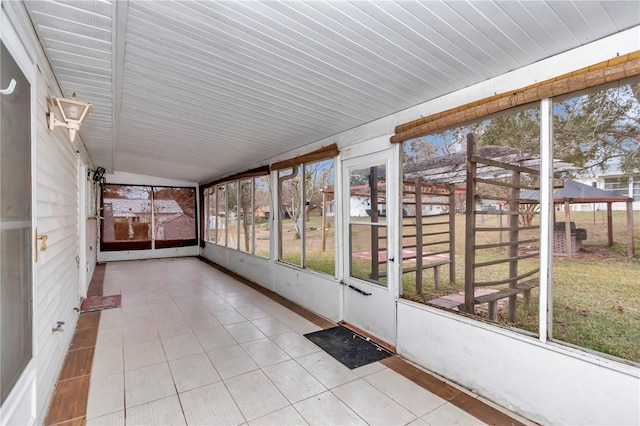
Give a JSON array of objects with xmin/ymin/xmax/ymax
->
[{"xmin": 24, "ymin": 0, "xmax": 639, "ymax": 183}]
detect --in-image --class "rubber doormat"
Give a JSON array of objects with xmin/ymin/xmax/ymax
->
[
  {"xmin": 304, "ymin": 325, "xmax": 392, "ymax": 369},
  {"xmin": 80, "ymin": 294, "xmax": 122, "ymax": 313}
]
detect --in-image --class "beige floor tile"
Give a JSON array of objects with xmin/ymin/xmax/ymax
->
[
  {"xmin": 124, "ymin": 339, "xmax": 166, "ymax": 371},
  {"xmin": 92, "ymin": 347, "xmax": 123, "ymax": 378},
  {"xmin": 241, "ymin": 338, "xmax": 291, "ymax": 367},
  {"xmin": 421, "ymin": 403, "xmax": 486, "ymax": 426},
  {"xmin": 201, "ymin": 297, "xmax": 233, "ymax": 312},
  {"xmin": 225, "ymin": 321, "xmax": 267, "ymax": 343},
  {"xmin": 296, "ymin": 351, "xmax": 359, "ymax": 389},
  {"xmin": 180, "ymin": 382, "xmax": 245, "ymax": 425},
  {"xmin": 126, "ymin": 395, "xmax": 186, "ymax": 426},
  {"xmin": 99, "ymin": 309, "xmax": 123, "ymax": 330},
  {"xmin": 169, "ymin": 352, "xmax": 221, "ymax": 393},
  {"xmin": 293, "ymin": 391, "xmax": 366, "ymax": 426},
  {"xmin": 86, "ymin": 373, "xmax": 124, "ymax": 420},
  {"xmin": 86, "ymin": 410, "xmax": 125, "ymax": 426},
  {"xmin": 95, "ymin": 328, "xmax": 123, "ymax": 352},
  {"xmin": 123, "ymin": 323, "xmax": 159, "ymax": 345},
  {"xmin": 178, "ymin": 302, "xmax": 213, "ymax": 318},
  {"xmin": 186, "ymin": 313, "xmax": 223, "ymax": 331},
  {"xmin": 364, "ymin": 368, "xmax": 447, "ymax": 417},
  {"xmin": 331, "ymin": 379, "xmax": 416, "ymax": 425},
  {"xmin": 235, "ymin": 305, "xmax": 270, "ymax": 320},
  {"xmin": 207, "ymin": 345, "xmax": 259, "ymax": 379},
  {"xmin": 149, "ymin": 302, "xmax": 183, "ymax": 322},
  {"xmin": 224, "ymin": 370, "xmax": 290, "ymax": 421},
  {"xmin": 125, "ymin": 362, "xmax": 176, "ymax": 408},
  {"xmin": 248, "ymin": 406, "xmax": 308, "ymax": 426},
  {"xmin": 352, "ymin": 361, "xmax": 387, "ymax": 377},
  {"xmin": 262, "ymin": 360, "xmax": 326, "ymax": 403},
  {"xmin": 145, "ymin": 290, "xmax": 173, "ymax": 305},
  {"xmin": 195, "ymin": 326, "xmax": 236, "ymax": 351},
  {"xmin": 156, "ymin": 317, "xmax": 192, "ymax": 339},
  {"xmin": 251, "ymin": 317, "xmax": 292, "ymax": 336},
  {"xmin": 161, "ymin": 331, "xmax": 204, "ymax": 360},
  {"xmin": 407, "ymin": 417, "xmax": 432, "ymax": 425},
  {"xmin": 269, "ymin": 332, "xmax": 322, "ymax": 359},
  {"xmin": 213, "ymin": 308, "xmax": 248, "ymax": 325}
]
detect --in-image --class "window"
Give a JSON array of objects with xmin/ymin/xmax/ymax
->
[
  {"xmin": 254, "ymin": 176, "xmax": 271, "ymax": 258},
  {"xmin": 238, "ymin": 178, "xmax": 253, "ymax": 253},
  {"xmin": 401, "ymin": 104, "xmax": 542, "ymax": 334},
  {"xmin": 552, "ymin": 77, "xmax": 639, "ymax": 362},
  {"xmin": 604, "ymin": 177, "xmax": 629, "ymax": 198},
  {"xmin": 153, "ymin": 187, "xmax": 196, "ymax": 249},
  {"xmin": 101, "ymin": 184, "xmax": 196, "ymax": 251},
  {"xmin": 1, "ymin": 40, "xmax": 33, "ymax": 404},
  {"xmin": 202, "ymin": 173, "xmax": 271, "ymax": 259},
  {"xmin": 277, "ymin": 158, "xmax": 336, "ymax": 276}
]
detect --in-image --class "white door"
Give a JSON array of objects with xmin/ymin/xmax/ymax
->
[
  {"xmin": 342, "ymin": 149, "xmax": 398, "ymax": 347},
  {"xmin": 0, "ymin": 13, "xmax": 37, "ymax": 426}
]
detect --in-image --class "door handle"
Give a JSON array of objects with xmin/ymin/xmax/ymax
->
[
  {"xmin": 348, "ymin": 284, "xmax": 372, "ymax": 296},
  {"xmin": 35, "ymin": 229, "xmax": 48, "ymax": 262}
]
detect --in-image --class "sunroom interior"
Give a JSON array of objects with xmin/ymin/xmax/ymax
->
[{"xmin": 1, "ymin": 1, "xmax": 639, "ymax": 425}]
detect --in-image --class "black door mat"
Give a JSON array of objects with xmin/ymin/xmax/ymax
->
[{"xmin": 304, "ymin": 325, "xmax": 393, "ymax": 369}]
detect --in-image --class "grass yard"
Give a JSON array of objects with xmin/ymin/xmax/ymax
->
[
  {"xmin": 276, "ymin": 208, "xmax": 640, "ymax": 363},
  {"xmin": 401, "ymin": 209, "xmax": 640, "ymax": 363}
]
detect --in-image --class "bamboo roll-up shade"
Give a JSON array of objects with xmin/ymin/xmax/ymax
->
[
  {"xmin": 270, "ymin": 143, "xmax": 339, "ymax": 170},
  {"xmin": 391, "ymin": 51, "xmax": 640, "ymax": 144},
  {"xmin": 203, "ymin": 165, "xmax": 270, "ymax": 188}
]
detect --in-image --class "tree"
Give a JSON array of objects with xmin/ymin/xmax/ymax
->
[
  {"xmin": 479, "ymin": 80, "xmax": 640, "ymax": 176},
  {"xmin": 280, "ymin": 160, "xmax": 335, "ymax": 239}
]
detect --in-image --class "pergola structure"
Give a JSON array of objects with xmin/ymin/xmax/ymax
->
[
  {"xmin": 404, "ymin": 135, "xmax": 577, "ymax": 320},
  {"xmin": 521, "ymin": 179, "xmax": 635, "ymax": 258}
]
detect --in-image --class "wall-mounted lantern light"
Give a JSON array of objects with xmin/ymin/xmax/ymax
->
[{"xmin": 49, "ymin": 92, "xmax": 93, "ymax": 142}]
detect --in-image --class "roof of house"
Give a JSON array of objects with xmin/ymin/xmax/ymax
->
[
  {"xmin": 520, "ymin": 179, "xmax": 631, "ymax": 203},
  {"xmin": 104, "ymin": 199, "xmax": 183, "ymax": 216}
]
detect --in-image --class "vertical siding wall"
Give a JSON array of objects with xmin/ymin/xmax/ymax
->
[
  {"xmin": 35, "ymin": 67, "xmax": 83, "ymax": 424},
  {"xmin": 4, "ymin": 3, "xmax": 96, "ymax": 423}
]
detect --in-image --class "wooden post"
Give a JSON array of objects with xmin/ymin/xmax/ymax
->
[
  {"xmin": 370, "ymin": 167, "xmax": 380, "ymax": 280},
  {"xmin": 448, "ymin": 183, "xmax": 456, "ymax": 285},
  {"xmin": 508, "ymin": 170, "xmax": 520, "ymax": 322},
  {"xmin": 627, "ymin": 199, "xmax": 634, "ymax": 257},
  {"xmin": 321, "ymin": 191, "xmax": 327, "ymax": 251},
  {"xmin": 464, "ymin": 134, "xmax": 476, "ymax": 314},
  {"xmin": 415, "ymin": 179, "xmax": 423, "ymax": 294},
  {"xmin": 607, "ymin": 202, "xmax": 614, "ymax": 247},
  {"xmin": 564, "ymin": 200, "xmax": 572, "ymax": 260}
]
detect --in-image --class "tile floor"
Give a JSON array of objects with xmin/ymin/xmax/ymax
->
[{"xmin": 46, "ymin": 257, "xmax": 533, "ymax": 426}]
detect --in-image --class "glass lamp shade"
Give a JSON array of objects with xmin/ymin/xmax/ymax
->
[
  {"xmin": 53, "ymin": 93, "xmax": 93, "ymax": 124},
  {"xmin": 49, "ymin": 92, "xmax": 93, "ymax": 142}
]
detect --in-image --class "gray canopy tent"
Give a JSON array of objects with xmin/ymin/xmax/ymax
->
[{"xmin": 521, "ymin": 179, "xmax": 635, "ymax": 258}]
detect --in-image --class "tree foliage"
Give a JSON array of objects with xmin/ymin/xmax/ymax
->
[{"xmin": 480, "ymin": 80, "xmax": 640, "ymax": 175}]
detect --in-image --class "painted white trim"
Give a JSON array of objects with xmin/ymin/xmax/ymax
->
[
  {"xmin": 98, "ymin": 245, "xmax": 199, "ymax": 262},
  {"xmin": 0, "ymin": 361, "xmax": 36, "ymax": 426},
  {"xmin": 0, "ymin": 7, "xmax": 37, "ymax": 424},
  {"xmin": 539, "ymin": 98, "xmax": 553, "ymax": 342}
]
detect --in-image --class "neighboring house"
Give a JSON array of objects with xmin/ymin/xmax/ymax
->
[
  {"xmin": 102, "ymin": 198, "xmax": 184, "ymax": 241},
  {"xmin": 575, "ymin": 172, "xmax": 640, "ymax": 211}
]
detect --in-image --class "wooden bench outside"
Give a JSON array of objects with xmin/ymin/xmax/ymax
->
[{"xmin": 473, "ymin": 279, "xmax": 539, "ymax": 321}]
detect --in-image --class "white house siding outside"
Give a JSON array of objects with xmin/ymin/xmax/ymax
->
[{"xmin": 574, "ymin": 174, "xmax": 640, "ymax": 211}]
